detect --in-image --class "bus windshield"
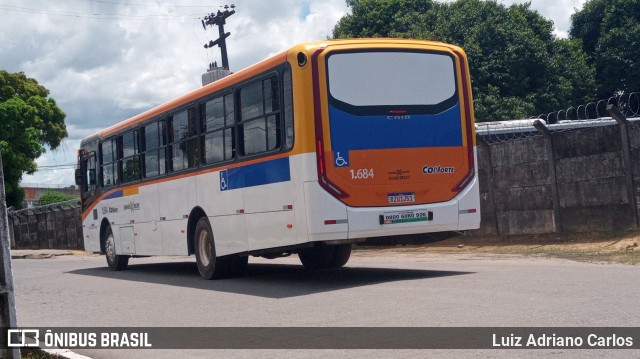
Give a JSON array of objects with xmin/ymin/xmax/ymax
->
[{"xmin": 327, "ymin": 51, "xmax": 456, "ymax": 108}]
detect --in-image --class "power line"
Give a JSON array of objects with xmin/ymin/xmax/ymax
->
[
  {"xmin": 0, "ymin": 3, "xmax": 202, "ymax": 20},
  {"xmin": 37, "ymin": 163, "xmax": 76, "ymax": 168},
  {"xmin": 33, "ymin": 167, "xmax": 76, "ymax": 171},
  {"xmin": 80, "ymin": 0, "xmax": 224, "ymax": 8}
]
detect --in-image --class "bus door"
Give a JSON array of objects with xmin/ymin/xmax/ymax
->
[
  {"xmin": 316, "ymin": 47, "xmax": 474, "ymax": 208},
  {"xmin": 76, "ymin": 149, "xmax": 97, "ymax": 210},
  {"xmin": 76, "ymin": 142, "xmax": 100, "ymax": 252}
]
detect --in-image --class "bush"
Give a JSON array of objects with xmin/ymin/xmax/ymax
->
[{"xmin": 39, "ymin": 190, "xmax": 75, "ymax": 205}]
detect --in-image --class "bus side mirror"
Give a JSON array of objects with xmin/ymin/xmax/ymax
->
[
  {"xmin": 75, "ymin": 169, "xmax": 83, "ymax": 186},
  {"xmin": 89, "ymin": 169, "xmax": 96, "ymax": 185}
]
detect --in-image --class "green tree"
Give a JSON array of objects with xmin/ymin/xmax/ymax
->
[
  {"xmin": 39, "ymin": 190, "xmax": 76, "ymax": 205},
  {"xmin": 333, "ymin": 0, "xmax": 596, "ymax": 121},
  {"xmin": 0, "ymin": 71, "xmax": 67, "ymax": 207},
  {"xmin": 570, "ymin": 0, "xmax": 640, "ymax": 97}
]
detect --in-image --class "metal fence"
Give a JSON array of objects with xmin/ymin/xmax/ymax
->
[{"xmin": 476, "ymin": 92, "xmax": 640, "ymax": 144}]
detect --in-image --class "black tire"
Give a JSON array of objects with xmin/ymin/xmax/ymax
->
[
  {"xmin": 194, "ymin": 217, "xmax": 248, "ymax": 279},
  {"xmin": 211, "ymin": 254, "xmax": 249, "ymax": 278},
  {"xmin": 104, "ymin": 226, "xmax": 129, "ymax": 271},
  {"xmin": 329, "ymin": 244, "xmax": 352, "ymax": 268},
  {"xmin": 228, "ymin": 255, "xmax": 249, "ymax": 276},
  {"xmin": 194, "ymin": 218, "xmax": 217, "ymax": 279},
  {"xmin": 298, "ymin": 244, "xmax": 334, "ymax": 269}
]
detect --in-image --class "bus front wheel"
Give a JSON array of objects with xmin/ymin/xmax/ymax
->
[
  {"xmin": 195, "ymin": 217, "xmax": 217, "ymax": 280},
  {"xmin": 104, "ymin": 226, "xmax": 129, "ymax": 271}
]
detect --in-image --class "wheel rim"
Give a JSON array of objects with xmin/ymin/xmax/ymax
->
[
  {"xmin": 106, "ymin": 233, "xmax": 116, "ymax": 261},
  {"xmin": 198, "ymin": 229, "xmax": 212, "ymax": 267}
]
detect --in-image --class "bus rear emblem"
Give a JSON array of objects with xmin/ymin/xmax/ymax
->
[{"xmin": 422, "ymin": 165, "xmax": 455, "ymax": 174}]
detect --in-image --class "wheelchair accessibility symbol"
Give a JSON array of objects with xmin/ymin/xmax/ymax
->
[
  {"xmin": 334, "ymin": 151, "xmax": 349, "ymax": 167},
  {"xmin": 220, "ymin": 170, "xmax": 228, "ymax": 191}
]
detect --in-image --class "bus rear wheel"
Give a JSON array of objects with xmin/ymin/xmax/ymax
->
[
  {"xmin": 329, "ymin": 244, "xmax": 352, "ymax": 268},
  {"xmin": 299, "ymin": 244, "xmax": 352, "ymax": 269},
  {"xmin": 104, "ymin": 226, "xmax": 129, "ymax": 271}
]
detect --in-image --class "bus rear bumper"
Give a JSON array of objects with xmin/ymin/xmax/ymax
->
[
  {"xmin": 304, "ymin": 177, "xmax": 480, "ymax": 243},
  {"xmin": 346, "ymin": 200, "xmax": 462, "ymax": 240}
]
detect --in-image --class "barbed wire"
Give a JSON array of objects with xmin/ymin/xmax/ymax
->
[
  {"xmin": 476, "ymin": 92, "xmax": 640, "ymax": 144},
  {"xmin": 533, "ymin": 92, "xmax": 640, "ymax": 123},
  {"xmin": 8, "ymin": 199, "xmax": 80, "ymax": 216}
]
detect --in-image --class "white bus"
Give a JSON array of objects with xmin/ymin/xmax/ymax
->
[{"xmin": 76, "ymin": 39, "xmax": 480, "ymax": 279}]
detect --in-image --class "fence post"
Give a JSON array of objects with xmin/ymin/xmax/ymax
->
[
  {"xmin": 533, "ymin": 120, "xmax": 562, "ymax": 233},
  {"xmin": 478, "ymin": 138, "xmax": 500, "ymax": 235},
  {"xmin": 0, "ymin": 151, "xmax": 21, "ymax": 359},
  {"xmin": 608, "ymin": 104, "xmax": 639, "ymax": 228}
]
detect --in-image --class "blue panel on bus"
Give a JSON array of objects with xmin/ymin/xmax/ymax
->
[
  {"xmin": 220, "ymin": 157, "xmax": 291, "ymax": 191},
  {"xmin": 328, "ymin": 103, "xmax": 463, "ymax": 151},
  {"xmin": 103, "ymin": 190, "xmax": 123, "ymax": 200}
]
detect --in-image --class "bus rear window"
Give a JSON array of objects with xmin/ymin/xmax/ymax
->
[{"xmin": 327, "ymin": 51, "xmax": 456, "ymax": 107}]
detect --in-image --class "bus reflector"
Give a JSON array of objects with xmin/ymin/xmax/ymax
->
[
  {"xmin": 389, "ymin": 109, "xmax": 408, "ymax": 115},
  {"xmin": 324, "ymin": 219, "xmax": 347, "ymax": 225},
  {"xmin": 459, "ymin": 208, "xmax": 477, "ymax": 214},
  {"xmin": 283, "ymin": 204, "xmax": 293, "ymax": 210}
]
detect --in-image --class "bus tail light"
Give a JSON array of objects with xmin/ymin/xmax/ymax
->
[
  {"xmin": 451, "ymin": 48, "xmax": 476, "ymax": 193},
  {"xmin": 312, "ymin": 48, "xmax": 349, "ymax": 199}
]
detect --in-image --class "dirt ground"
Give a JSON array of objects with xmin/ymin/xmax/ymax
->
[{"xmin": 355, "ymin": 231, "xmax": 640, "ymax": 265}]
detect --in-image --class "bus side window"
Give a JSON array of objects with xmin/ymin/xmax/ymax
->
[
  {"xmin": 168, "ymin": 108, "xmax": 198, "ymax": 172},
  {"xmin": 283, "ymin": 67, "xmax": 294, "ymax": 149},
  {"xmin": 201, "ymin": 93, "xmax": 234, "ymax": 165},
  {"xmin": 100, "ymin": 138, "xmax": 119, "ymax": 187},
  {"xmin": 239, "ymin": 75, "xmax": 281, "ymax": 156},
  {"xmin": 143, "ymin": 120, "xmax": 167, "ymax": 178},
  {"xmin": 121, "ymin": 129, "xmax": 141, "ymax": 183}
]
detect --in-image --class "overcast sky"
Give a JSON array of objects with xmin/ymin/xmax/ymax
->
[{"xmin": 0, "ymin": 0, "xmax": 586, "ymax": 186}]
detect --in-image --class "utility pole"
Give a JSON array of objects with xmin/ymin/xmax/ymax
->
[
  {"xmin": 202, "ymin": 4, "xmax": 235, "ymax": 71},
  {"xmin": 0, "ymin": 150, "xmax": 20, "ymax": 359}
]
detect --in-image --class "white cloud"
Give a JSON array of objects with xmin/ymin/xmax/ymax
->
[
  {"xmin": 501, "ymin": 0, "xmax": 587, "ymax": 38},
  {"xmin": 2, "ymin": 0, "xmax": 584, "ymax": 186}
]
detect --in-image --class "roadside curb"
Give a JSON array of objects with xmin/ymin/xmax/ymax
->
[{"xmin": 10, "ymin": 251, "xmax": 74, "ymax": 260}]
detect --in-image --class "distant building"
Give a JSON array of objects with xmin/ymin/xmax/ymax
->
[{"xmin": 22, "ymin": 185, "xmax": 79, "ymax": 208}]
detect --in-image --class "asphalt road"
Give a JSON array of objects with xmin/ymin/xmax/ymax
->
[{"xmin": 10, "ymin": 250, "xmax": 640, "ymax": 358}]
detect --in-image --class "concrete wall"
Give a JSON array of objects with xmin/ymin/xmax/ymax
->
[
  {"xmin": 8, "ymin": 200, "xmax": 83, "ymax": 250},
  {"xmin": 474, "ymin": 121, "xmax": 640, "ymax": 235}
]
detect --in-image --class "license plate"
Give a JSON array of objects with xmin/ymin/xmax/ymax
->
[
  {"xmin": 379, "ymin": 210, "xmax": 430, "ymax": 225},
  {"xmin": 387, "ymin": 192, "xmax": 415, "ymax": 204}
]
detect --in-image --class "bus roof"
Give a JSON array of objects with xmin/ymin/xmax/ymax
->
[
  {"xmin": 82, "ymin": 38, "xmax": 462, "ymax": 144},
  {"xmin": 83, "ymin": 51, "xmax": 288, "ymax": 143}
]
